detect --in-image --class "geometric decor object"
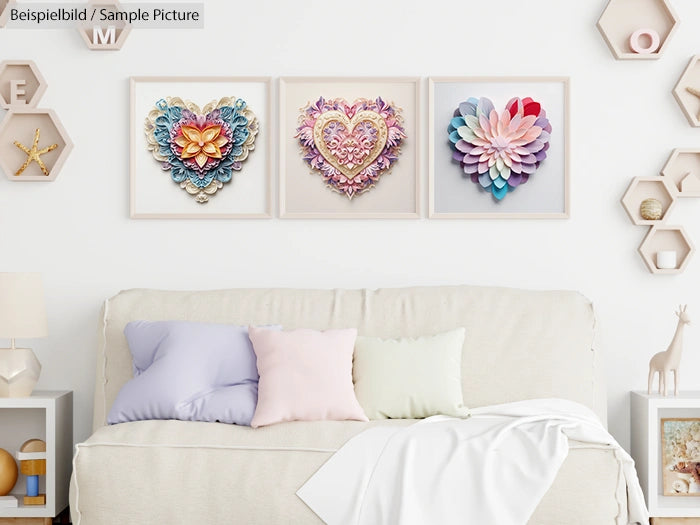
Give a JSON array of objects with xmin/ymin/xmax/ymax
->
[
  {"xmin": 638, "ymin": 225, "xmax": 695, "ymax": 274},
  {"xmin": 0, "ymin": 347, "xmax": 42, "ymax": 397},
  {"xmin": 0, "ymin": 108, "xmax": 73, "ymax": 181},
  {"xmin": 661, "ymin": 149, "xmax": 700, "ymax": 197},
  {"xmin": 130, "ymin": 76, "xmax": 272, "ymax": 218},
  {"xmin": 0, "ymin": 61, "xmax": 47, "ymax": 109},
  {"xmin": 672, "ymin": 56, "xmax": 700, "ymax": 127},
  {"xmin": 621, "ymin": 176, "xmax": 677, "ymax": 225},
  {"xmin": 77, "ymin": 1, "xmax": 131, "ymax": 50},
  {"xmin": 597, "ymin": 0, "xmax": 679, "ymax": 60}
]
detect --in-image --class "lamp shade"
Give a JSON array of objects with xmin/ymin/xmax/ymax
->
[{"xmin": 0, "ymin": 273, "xmax": 48, "ymax": 339}]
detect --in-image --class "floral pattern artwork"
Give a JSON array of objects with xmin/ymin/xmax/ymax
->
[
  {"xmin": 448, "ymin": 96, "xmax": 551, "ymax": 201},
  {"xmin": 296, "ymin": 97, "xmax": 406, "ymax": 199},
  {"xmin": 662, "ymin": 418, "xmax": 700, "ymax": 495},
  {"xmin": 145, "ymin": 96, "xmax": 258, "ymax": 203}
]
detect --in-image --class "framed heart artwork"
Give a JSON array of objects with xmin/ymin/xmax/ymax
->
[
  {"xmin": 129, "ymin": 77, "xmax": 272, "ymax": 219},
  {"xmin": 279, "ymin": 77, "xmax": 420, "ymax": 218},
  {"xmin": 429, "ymin": 77, "xmax": 570, "ymax": 219}
]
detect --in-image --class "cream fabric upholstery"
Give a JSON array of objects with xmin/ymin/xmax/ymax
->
[
  {"xmin": 92, "ymin": 285, "xmax": 601, "ymax": 429},
  {"xmin": 71, "ymin": 420, "xmax": 624, "ymax": 525},
  {"xmin": 72, "ymin": 285, "xmax": 619, "ymax": 524}
]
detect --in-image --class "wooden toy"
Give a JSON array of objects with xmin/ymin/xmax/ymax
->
[
  {"xmin": 648, "ymin": 305, "xmax": 691, "ymax": 396},
  {"xmin": 0, "ymin": 447, "xmax": 18, "ymax": 496},
  {"xmin": 17, "ymin": 438, "xmax": 46, "ymax": 505}
]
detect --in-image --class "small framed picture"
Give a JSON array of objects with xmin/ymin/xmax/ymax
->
[
  {"xmin": 429, "ymin": 77, "xmax": 570, "ymax": 219},
  {"xmin": 661, "ymin": 417, "xmax": 700, "ymax": 496},
  {"xmin": 279, "ymin": 77, "xmax": 420, "ymax": 219},
  {"xmin": 130, "ymin": 76, "xmax": 272, "ymax": 219}
]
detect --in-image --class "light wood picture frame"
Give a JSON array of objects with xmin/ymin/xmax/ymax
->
[
  {"xmin": 129, "ymin": 76, "xmax": 272, "ymax": 219},
  {"xmin": 279, "ymin": 77, "xmax": 420, "ymax": 219},
  {"xmin": 429, "ymin": 77, "xmax": 570, "ymax": 219}
]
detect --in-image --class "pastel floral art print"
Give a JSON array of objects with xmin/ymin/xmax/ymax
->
[
  {"xmin": 448, "ymin": 96, "xmax": 551, "ymax": 201},
  {"xmin": 662, "ymin": 418, "xmax": 700, "ymax": 496},
  {"xmin": 145, "ymin": 96, "xmax": 258, "ymax": 203},
  {"xmin": 296, "ymin": 96, "xmax": 406, "ymax": 199}
]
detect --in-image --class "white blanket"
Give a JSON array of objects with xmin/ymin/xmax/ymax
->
[{"xmin": 297, "ymin": 399, "xmax": 649, "ymax": 525}]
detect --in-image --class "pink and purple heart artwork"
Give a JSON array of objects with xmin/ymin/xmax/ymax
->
[
  {"xmin": 448, "ymin": 97, "xmax": 551, "ymax": 201},
  {"xmin": 296, "ymin": 97, "xmax": 406, "ymax": 199}
]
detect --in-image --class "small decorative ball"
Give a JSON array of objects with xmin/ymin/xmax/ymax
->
[
  {"xmin": 640, "ymin": 198, "xmax": 663, "ymax": 220},
  {"xmin": 0, "ymin": 448, "xmax": 18, "ymax": 496}
]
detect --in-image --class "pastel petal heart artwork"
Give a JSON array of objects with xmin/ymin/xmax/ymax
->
[
  {"xmin": 448, "ymin": 97, "xmax": 551, "ymax": 201},
  {"xmin": 296, "ymin": 97, "xmax": 406, "ymax": 199},
  {"xmin": 145, "ymin": 96, "xmax": 258, "ymax": 203}
]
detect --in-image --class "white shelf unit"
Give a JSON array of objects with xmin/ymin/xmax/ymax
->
[
  {"xmin": 631, "ymin": 391, "xmax": 700, "ymax": 518},
  {"xmin": 0, "ymin": 390, "xmax": 72, "ymax": 520}
]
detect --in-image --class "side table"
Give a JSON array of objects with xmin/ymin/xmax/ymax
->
[
  {"xmin": 632, "ymin": 391, "xmax": 700, "ymax": 522},
  {"xmin": 0, "ymin": 391, "xmax": 72, "ymax": 525}
]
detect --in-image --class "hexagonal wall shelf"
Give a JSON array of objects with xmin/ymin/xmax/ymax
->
[
  {"xmin": 0, "ymin": 1, "xmax": 9, "ymax": 28},
  {"xmin": 0, "ymin": 109, "xmax": 73, "ymax": 181},
  {"xmin": 0, "ymin": 61, "xmax": 47, "ymax": 109},
  {"xmin": 673, "ymin": 56, "xmax": 700, "ymax": 127},
  {"xmin": 78, "ymin": 2, "xmax": 131, "ymax": 50},
  {"xmin": 639, "ymin": 225, "xmax": 694, "ymax": 274},
  {"xmin": 597, "ymin": 0, "xmax": 679, "ymax": 60},
  {"xmin": 621, "ymin": 176, "xmax": 677, "ymax": 225},
  {"xmin": 661, "ymin": 149, "xmax": 700, "ymax": 197}
]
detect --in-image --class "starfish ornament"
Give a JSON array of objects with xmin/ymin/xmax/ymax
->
[
  {"xmin": 685, "ymin": 86, "xmax": 700, "ymax": 120},
  {"xmin": 13, "ymin": 128, "xmax": 58, "ymax": 176}
]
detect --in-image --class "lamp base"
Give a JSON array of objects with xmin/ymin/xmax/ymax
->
[{"xmin": 0, "ymin": 348, "xmax": 41, "ymax": 397}]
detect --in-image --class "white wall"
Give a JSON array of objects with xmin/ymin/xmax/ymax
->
[{"xmin": 1, "ymin": 0, "xmax": 699, "ymax": 449}]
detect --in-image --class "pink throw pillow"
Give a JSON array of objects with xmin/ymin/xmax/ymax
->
[{"xmin": 248, "ymin": 326, "xmax": 368, "ymax": 428}]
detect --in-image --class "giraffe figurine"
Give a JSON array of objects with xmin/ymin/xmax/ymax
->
[{"xmin": 648, "ymin": 305, "xmax": 691, "ymax": 396}]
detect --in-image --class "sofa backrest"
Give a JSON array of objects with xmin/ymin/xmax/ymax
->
[{"xmin": 93, "ymin": 285, "xmax": 603, "ymax": 430}]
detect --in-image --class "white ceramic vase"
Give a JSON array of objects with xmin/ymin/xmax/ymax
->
[{"xmin": 0, "ymin": 348, "xmax": 41, "ymax": 397}]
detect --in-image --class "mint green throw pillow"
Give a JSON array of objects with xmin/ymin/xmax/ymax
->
[{"xmin": 353, "ymin": 328, "xmax": 469, "ymax": 420}]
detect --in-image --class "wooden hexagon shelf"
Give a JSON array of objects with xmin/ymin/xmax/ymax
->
[
  {"xmin": 661, "ymin": 149, "xmax": 700, "ymax": 197},
  {"xmin": 0, "ymin": 0, "xmax": 9, "ymax": 28},
  {"xmin": 0, "ymin": 109, "xmax": 73, "ymax": 181},
  {"xmin": 639, "ymin": 225, "xmax": 694, "ymax": 274},
  {"xmin": 78, "ymin": 2, "xmax": 131, "ymax": 50},
  {"xmin": 0, "ymin": 61, "xmax": 47, "ymax": 109},
  {"xmin": 597, "ymin": 0, "xmax": 679, "ymax": 60},
  {"xmin": 621, "ymin": 176, "xmax": 677, "ymax": 226},
  {"xmin": 673, "ymin": 56, "xmax": 700, "ymax": 128}
]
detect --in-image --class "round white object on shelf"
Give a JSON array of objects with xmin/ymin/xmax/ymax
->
[
  {"xmin": 629, "ymin": 29, "xmax": 661, "ymax": 54},
  {"xmin": 656, "ymin": 250, "xmax": 677, "ymax": 269}
]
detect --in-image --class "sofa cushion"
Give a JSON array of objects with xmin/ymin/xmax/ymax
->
[
  {"xmin": 249, "ymin": 326, "xmax": 368, "ymax": 428},
  {"xmin": 108, "ymin": 321, "xmax": 272, "ymax": 426},
  {"xmin": 353, "ymin": 328, "xmax": 469, "ymax": 419},
  {"xmin": 71, "ymin": 419, "xmax": 626, "ymax": 525}
]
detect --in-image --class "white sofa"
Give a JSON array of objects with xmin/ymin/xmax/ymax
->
[{"xmin": 70, "ymin": 285, "xmax": 631, "ymax": 524}]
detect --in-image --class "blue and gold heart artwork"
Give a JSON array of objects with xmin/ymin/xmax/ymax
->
[{"xmin": 144, "ymin": 96, "xmax": 258, "ymax": 203}]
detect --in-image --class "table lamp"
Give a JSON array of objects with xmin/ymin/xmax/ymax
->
[{"xmin": 0, "ymin": 273, "xmax": 48, "ymax": 397}]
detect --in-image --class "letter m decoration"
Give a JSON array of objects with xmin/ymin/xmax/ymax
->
[
  {"xmin": 77, "ymin": 3, "xmax": 131, "ymax": 50},
  {"xmin": 92, "ymin": 25, "xmax": 115, "ymax": 45}
]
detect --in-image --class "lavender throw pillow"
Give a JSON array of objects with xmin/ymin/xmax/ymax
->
[{"xmin": 108, "ymin": 321, "xmax": 276, "ymax": 426}]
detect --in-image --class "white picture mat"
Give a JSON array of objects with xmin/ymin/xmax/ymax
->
[
  {"xmin": 130, "ymin": 77, "xmax": 270, "ymax": 218},
  {"xmin": 280, "ymin": 78, "xmax": 419, "ymax": 218},
  {"xmin": 430, "ymin": 78, "xmax": 569, "ymax": 218}
]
